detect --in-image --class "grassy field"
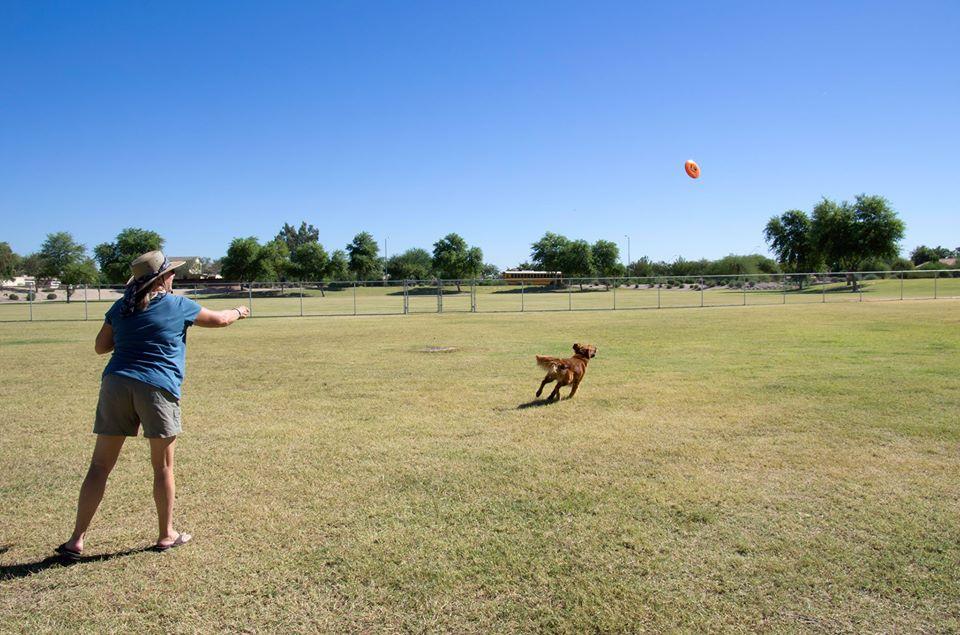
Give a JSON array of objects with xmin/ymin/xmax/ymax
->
[{"xmin": 1, "ymin": 301, "xmax": 958, "ymax": 632}]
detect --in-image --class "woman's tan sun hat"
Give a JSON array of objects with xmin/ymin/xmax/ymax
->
[{"xmin": 127, "ymin": 251, "xmax": 185, "ymax": 288}]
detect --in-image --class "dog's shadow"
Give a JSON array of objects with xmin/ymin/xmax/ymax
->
[
  {"xmin": 516, "ymin": 398, "xmax": 561, "ymax": 409},
  {"xmin": 1, "ymin": 546, "xmax": 152, "ymax": 583}
]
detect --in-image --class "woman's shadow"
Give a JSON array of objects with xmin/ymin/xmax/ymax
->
[{"xmin": 0, "ymin": 545, "xmax": 153, "ymax": 582}]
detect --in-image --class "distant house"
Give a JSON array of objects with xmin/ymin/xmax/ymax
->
[
  {"xmin": 0, "ymin": 275, "xmax": 59, "ymax": 289},
  {"xmin": 1, "ymin": 275, "xmax": 34, "ymax": 287},
  {"xmin": 170, "ymin": 257, "xmax": 205, "ymax": 279},
  {"xmin": 938, "ymin": 257, "xmax": 957, "ymax": 266}
]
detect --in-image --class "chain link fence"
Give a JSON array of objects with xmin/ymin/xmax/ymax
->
[{"xmin": 1, "ymin": 270, "xmax": 958, "ymax": 322}]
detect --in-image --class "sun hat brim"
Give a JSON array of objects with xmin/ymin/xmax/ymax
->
[{"xmin": 125, "ymin": 260, "xmax": 186, "ymax": 286}]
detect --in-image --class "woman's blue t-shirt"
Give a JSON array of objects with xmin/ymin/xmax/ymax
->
[{"xmin": 102, "ymin": 293, "xmax": 203, "ymax": 398}]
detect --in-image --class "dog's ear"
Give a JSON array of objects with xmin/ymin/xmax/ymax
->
[{"xmin": 573, "ymin": 343, "xmax": 582, "ymax": 354}]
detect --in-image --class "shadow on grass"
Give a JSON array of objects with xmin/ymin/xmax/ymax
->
[
  {"xmin": 0, "ymin": 546, "xmax": 153, "ymax": 582},
  {"xmin": 516, "ymin": 398, "xmax": 560, "ymax": 409}
]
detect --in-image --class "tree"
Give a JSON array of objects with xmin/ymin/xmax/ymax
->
[
  {"xmin": 258, "ymin": 238, "xmax": 291, "ymax": 282},
  {"xmin": 558, "ymin": 239, "xmax": 594, "ymax": 289},
  {"xmin": 276, "ymin": 221, "xmax": 320, "ymax": 251},
  {"xmin": 854, "ymin": 194, "xmax": 906, "ymax": 265},
  {"xmin": 0, "ymin": 242, "xmax": 20, "ymax": 280},
  {"xmin": 432, "ymin": 233, "xmax": 483, "ymax": 291},
  {"xmin": 327, "ymin": 250, "xmax": 350, "ymax": 281},
  {"xmin": 94, "ymin": 227, "xmax": 165, "ymax": 284},
  {"xmin": 290, "ymin": 242, "xmax": 329, "ymax": 281},
  {"xmin": 221, "ymin": 237, "xmax": 268, "ymax": 282},
  {"xmin": 480, "ymin": 263, "xmax": 501, "ymax": 279},
  {"xmin": 346, "ymin": 232, "xmax": 381, "ymax": 282},
  {"xmin": 20, "ymin": 253, "xmax": 43, "ymax": 279},
  {"xmin": 909, "ymin": 245, "xmax": 952, "ymax": 266},
  {"xmin": 627, "ymin": 256, "xmax": 653, "ymax": 278},
  {"xmin": 386, "ymin": 248, "xmax": 433, "ymax": 281},
  {"xmin": 809, "ymin": 195, "xmax": 905, "ymax": 290},
  {"xmin": 60, "ymin": 258, "xmax": 100, "ymax": 302},
  {"xmin": 37, "ymin": 232, "xmax": 88, "ymax": 290},
  {"xmin": 764, "ymin": 210, "xmax": 819, "ymax": 287},
  {"xmin": 810, "ymin": 198, "xmax": 859, "ymax": 276},
  {"xmin": 592, "ymin": 240, "xmax": 623, "ymax": 279},
  {"xmin": 530, "ymin": 232, "xmax": 570, "ymax": 273}
]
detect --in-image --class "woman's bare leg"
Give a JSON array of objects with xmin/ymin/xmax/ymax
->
[
  {"xmin": 65, "ymin": 434, "xmax": 127, "ymax": 552},
  {"xmin": 149, "ymin": 436, "xmax": 189, "ymax": 547}
]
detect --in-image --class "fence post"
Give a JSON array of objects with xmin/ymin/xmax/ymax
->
[
  {"xmin": 701, "ymin": 277, "xmax": 705, "ymax": 307},
  {"xmin": 521, "ymin": 281, "xmax": 525, "ymax": 312},
  {"xmin": 353, "ymin": 282, "xmax": 357, "ymax": 316},
  {"xmin": 657, "ymin": 277, "xmax": 661, "ymax": 309},
  {"xmin": 613, "ymin": 282, "xmax": 617, "ymax": 310},
  {"xmin": 402, "ymin": 280, "xmax": 408, "ymax": 314},
  {"xmin": 900, "ymin": 270, "xmax": 904, "ymax": 301},
  {"xmin": 934, "ymin": 271, "xmax": 938, "ymax": 299},
  {"xmin": 98, "ymin": 285, "xmax": 101, "ymax": 301},
  {"xmin": 568, "ymin": 280, "xmax": 572, "ymax": 311},
  {"xmin": 28, "ymin": 283, "xmax": 33, "ymax": 321},
  {"xmin": 299, "ymin": 281, "xmax": 304, "ymax": 317},
  {"xmin": 859, "ymin": 273, "xmax": 863, "ymax": 302},
  {"xmin": 471, "ymin": 280, "xmax": 477, "ymax": 312},
  {"xmin": 782, "ymin": 275, "xmax": 786, "ymax": 305},
  {"xmin": 248, "ymin": 284, "xmax": 253, "ymax": 317},
  {"xmin": 437, "ymin": 280, "xmax": 442, "ymax": 313},
  {"xmin": 83, "ymin": 284, "xmax": 89, "ymax": 320},
  {"xmin": 742, "ymin": 278, "xmax": 746, "ymax": 305},
  {"xmin": 822, "ymin": 275, "xmax": 826, "ymax": 303}
]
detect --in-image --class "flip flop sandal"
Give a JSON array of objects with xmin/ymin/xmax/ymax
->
[
  {"xmin": 154, "ymin": 533, "xmax": 191, "ymax": 552},
  {"xmin": 55, "ymin": 543, "xmax": 82, "ymax": 561}
]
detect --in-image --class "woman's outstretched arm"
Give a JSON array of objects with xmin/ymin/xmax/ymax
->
[{"xmin": 193, "ymin": 305, "xmax": 250, "ymax": 328}]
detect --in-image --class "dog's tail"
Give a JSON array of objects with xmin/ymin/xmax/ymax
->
[{"xmin": 536, "ymin": 355, "xmax": 566, "ymax": 372}]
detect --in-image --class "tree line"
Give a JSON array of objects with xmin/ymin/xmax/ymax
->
[
  {"xmin": 217, "ymin": 224, "xmax": 492, "ymax": 284},
  {"xmin": 1, "ymin": 193, "xmax": 954, "ymax": 293}
]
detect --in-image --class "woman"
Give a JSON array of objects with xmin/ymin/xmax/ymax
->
[{"xmin": 56, "ymin": 250, "xmax": 250, "ymax": 558}]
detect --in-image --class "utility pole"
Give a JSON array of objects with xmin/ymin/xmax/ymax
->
[
  {"xmin": 624, "ymin": 235, "xmax": 631, "ymax": 271},
  {"xmin": 383, "ymin": 237, "xmax": 389, "ymax": 284}
]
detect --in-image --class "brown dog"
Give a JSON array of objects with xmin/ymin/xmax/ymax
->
[{"xmin": 535, "ymin": 343, "xmax": 597, "ymax": 401}]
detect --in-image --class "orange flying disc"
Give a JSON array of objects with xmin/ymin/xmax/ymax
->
[{"xmin": 684, "ymin": 159, "xmax": 700, "ymax": 179}]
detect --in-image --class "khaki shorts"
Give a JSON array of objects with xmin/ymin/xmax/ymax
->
[{"xmin": 94, "ymin": 374, "xmax": 182, "ymax": 438}]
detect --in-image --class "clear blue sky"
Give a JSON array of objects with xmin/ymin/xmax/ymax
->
[{"xmin": 2, "ymin": 1, "xmax": 957, "ymax": 268}]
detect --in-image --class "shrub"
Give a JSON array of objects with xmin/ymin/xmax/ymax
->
[
  {"xmin": 47, "ymin": 293, "xmax": 58, "ymax": 300},
  {"xmin": 9, "ymin": 293, "xmax": 18, "ymax": 301}
]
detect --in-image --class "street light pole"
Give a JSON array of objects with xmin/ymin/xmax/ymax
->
[
  {"xmin": 624, "ymin": 235, "xmax": 631, "ymax": 270},
  {"xmin": 383, "ymin": 237, "xmax": 389, "ymax": 284}
]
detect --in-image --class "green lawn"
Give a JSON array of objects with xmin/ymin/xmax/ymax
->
[{"xmin": 1, "ymin": 301, "xmax": 958, "ymax": 632}]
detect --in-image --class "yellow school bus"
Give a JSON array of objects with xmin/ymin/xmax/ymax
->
[{"xmin": 501, "ymin": 270, "xmax": 563, "ymax": 285}]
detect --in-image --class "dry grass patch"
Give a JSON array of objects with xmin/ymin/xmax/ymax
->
[{"xmin": 1, "ymin": 302, "xmax": 959, "ymax": 632}]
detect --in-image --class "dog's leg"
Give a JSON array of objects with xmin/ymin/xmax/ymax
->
[
  {"xmin": 548, "ymin": 383, "xmax": 562, "ymax": 401},
  {"xmin": 567, "ymin": 377, "xmax": 582, "ymax": 399},
  {"xmin": 536, "ymin": 375, "xmax": 552, "ymax": 398}
]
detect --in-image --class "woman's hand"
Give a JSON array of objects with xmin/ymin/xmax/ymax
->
[{"xmin": 234, "ymin": 305, "xmax": 250, "ymax": 319}]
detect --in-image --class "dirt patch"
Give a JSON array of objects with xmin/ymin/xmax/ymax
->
[{"xmin": 420, "ymin": 346, "xmax": 458, "ymax": 353}]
